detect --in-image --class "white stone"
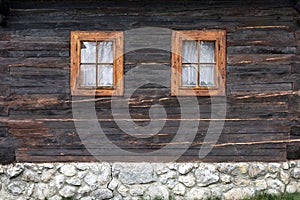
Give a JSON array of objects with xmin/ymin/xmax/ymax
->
[
  {"xmin": 178, "ymin": 174, "xmax": 196, "ymax": 187},
  {"xmin": 220, "ymin": 174, "xmax": 231, "ymax": 184},
  {"xmin": 81, "ymin": 197, "xmax": 92, "ymax": 200},
  {"xmin": 98, "ymin": 163, "xmax": 111, "ymax": 185},
  {"xmin": 231, "ymin": 163, "xmax": 248, "ymax": 176},
  {"xmin": 41, "ymin": 169, "xmax": 56, "ymax": 182},
  {"xmin": 291, "ymin": 168, "xmax": 300, "ymax": 179},
  {"xmin": 159, "ymin": 170, "xmax": 177, "ymax": 184},
  {"xmin": 90, "ymin": 165, "xmax": 100, "ymax": 174},
  {"xmin": 131, "ymin": 197, "xmax": 141, "ymax": 200},
  {"xmin": 233, "ymin": 177, "xmax": 250, "ymax": 186},
  {"xmin": 223, "ymin": 187, "xmax": 254, "ymax": 200},
  {"xmin": 66, "ymin": 177, "xmax": 82, "ymax": 186},
  {"xmin": 44, "ymin": 163, "xmax": 55, "ymax": 169},
  {"xmin": 34, "ymin": 183, "xmax": 49, "ymax": 200},
  {"xmin": 92, "ymin": 188, "xmax": 113, "ymax": 200},
  {"xmin": 248, "ymin": 163, "xmax": 266, "ymax": 178},
  {"xmin": 282, "ymin": 162, "xmax": 289, "ymax": 170},
  {"xmin": 286, "ymin": 181, "xmax": 298, "ymax": 193},
  {"xmin": 1, "ymin": 162, "xmax": 299, "ymax": 200},
  {"xmin": 54, "ymin": 174, "xmax": 65, "ymax": 189},
  {"xmin": 266, "ymin": 179, "xmax": 285, "ymax": 193},
  {"xmin": 75, "ymin": 163, "xmax": 91, "ymax": 171},
  {"xmin": 219, "ymin": 183, "xmax": 234, "ymax": 193},
  {"xmin": 129, "ymin": 184, "xmax": 146, "ymax": 196},
  {"xmin": 78, "ymin": 185, "xmax": 91, "ymax": 194},
  {"xmin": 187, "ymin": 188, "xmax": 211, "ymax": 200},
  {"xmin": 173, "ymin": 183, "xmax": 186, "ymax": 196},
  {"xmin": 78, "ymin": 171, "xmax": 88, "ymax": 179},
  {"xmin": 59, "ymin": 185, "xmax": 76, "ymax": 198},
  {"xmin": 145, "ymin": 183, "xmax": 169, "ymax": 200},
  {"xmin": 280, "ymin": 170, "xmax": 290, "ymax": 184},
  {"xmin": 266, "ymin": 189, "xmax": 281, "ymax": 195},
  {"xmin": 152, "ymin": 163, "xmax": 169, "ymax": 175},
  {"xmin": 210, "ymin": 186, "xmax": 223, "ymax": 199},
  {"xmin": 167, "ymin": 163, "xmax": 178, "ymax": 170},
  {"xmin": 254, "ymin": 179, "xmax": 267, "ymax": 191},
  {"xmin": 178, "ymin": 163, "xmax": 194, "ymax": 175},
  {"xmin": 37, "ymin": 165, "xmax": 46, "ymax": 172},
  {"xmin": 6, "ymin": 164, "xmax": 24, "ymax": 178},
  {"xmin": 84, "ymin": 172, "xmax": 98, "ymax": 190},
  {"xmin": 113, "ymin": 163, "xmax": 156, "ymax": 184},
  {"xmin": 22, "ymin": 170, "xmax": 40, "ymax": 183},
  {"xmin": 60, "ymin": 164, "xmax": 77, "ymax": 177},
  {"xmin": 297, "ymin": 160, "xmax": 300, "ymax": 167},
  {"xmin": 24, "ymin": 183, "xmax": 35, "ymax": 197},
  {"xmin": 48, "ymin": 184, "xmax": 58, "ymax": 198},
  {"xmin": 166, "ymin": 179, "xmax": 176, "ymax": 189},
  {"xmin": 297, "ymin": 182, "xmax": 300, "ymax": 192},
  {"xmin": 112, "ymin": 192, "xmax": 123, "ymax": 200},
  {"xmin": 217, "ymin": 163, "xmax": 236, "ymax": 174},
  {"xmin": 117, "ymin": 185, "xmax": 128, "ymax": 197},
  {"xmin": 265, "ymin": 172, "xmax": 278, "ymax": 179},
  {"xmin": 268, "ymin": 163, "xmax": 281, "ymax": 173},
  {"xmin": 108, "ymin": 178, "xmax": 119, "ymax": 190},
  {"xmin": 195, "ymin": 164, "xmax": 219, "ymax": 186},
  {"xmin": 48, "ymin": 195, "xmax": 61, "ymax": 200},
  {"xmin": 7, "ymin": 181, "xmax": 26, "ymax": 196},
  {"xmin": 289, "ymin": 161, "xmax": 297, "ymax": 168},
  {"xmin": 24, "ymin": 163, "xmax": 37, "ymax": 170}
]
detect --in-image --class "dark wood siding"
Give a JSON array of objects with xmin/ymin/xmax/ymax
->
[{"xmin": 0, "ymin": 0, "xmax": 299, "ymax": 163}]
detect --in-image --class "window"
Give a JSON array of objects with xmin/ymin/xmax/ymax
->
[
  {"xmin": 70, "ymin": 31, "xmax": 124, "ymax": 96},
  {"xmin": 171, "ymin": 30, "xmax": 226, "ymax": 96}
]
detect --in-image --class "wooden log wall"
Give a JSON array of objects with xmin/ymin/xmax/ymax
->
[{"xmin": 0, "ymin": 0, "xmax": 299, "ymax": 163}]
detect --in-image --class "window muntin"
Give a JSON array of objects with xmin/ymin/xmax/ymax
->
[
  {"xmin": 71, "ymin": 31, "xmax": 124, "ymax": 96},
  {"xmin": 171, "ymin": 30, "xmax": 226, "ymax": 96},
  {"xmin": 79, "ymin": 41, "xmax": 114, "ymax": 88},
  {"xmin": 181, "ymin": 40, "xmax": 216, "ymax": 87}
]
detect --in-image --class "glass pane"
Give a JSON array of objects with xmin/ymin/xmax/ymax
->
[
  {"xmin": 80, "ymin": 65, "xmax": 96, "ymax": 87},
  {"xmin": 98, "ymin": 65, "xmax": 113, "ymax": 86},
  {"xmin": 182, "ymin": 40, "xmax": 198, "ymax": 63},
  {"xmin": 81, "ymin": 42, "xmax": 96, "ymax": 63},
  {"xmin": 182, "ymin": 64, "xmax": 197, "ymax": 86},
  {"xmin": 200, "ymin": 65, "xmax": 214, "ymax": 86},
  {"xmin": 200, "ymin": 41, "xmax": 215, "ymax": 63},
  {"xmin": 98, "ymin": 42, "xmax": 114, "ymax": 63}
]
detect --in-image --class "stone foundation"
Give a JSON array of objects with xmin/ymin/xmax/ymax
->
[{"xmin": 0, "ymin": 161, "xmax": 299, "ymax": 200}]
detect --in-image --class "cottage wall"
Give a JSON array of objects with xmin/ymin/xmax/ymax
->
[{"xmin": 0, "ymin": 0, "xmax": 299, "ymax": 163}]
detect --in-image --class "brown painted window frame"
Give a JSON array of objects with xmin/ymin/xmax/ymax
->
[
  {"xmin": 171, "ymin": 30, "xmax": 226, "ymax": 96},
  {"xmin": 70, "ymin": 31, "xmax": 124, "ymax": 96}
]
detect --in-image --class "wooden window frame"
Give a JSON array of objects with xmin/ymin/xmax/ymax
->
[
  {"xmin": 171, "ymin": 30, "xmax": 226, "ymax": 96},
  {"xmin": 70, "ymin": 31, "xmax": 124, "ymax": 96}
]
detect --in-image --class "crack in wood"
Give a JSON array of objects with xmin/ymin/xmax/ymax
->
[{"xmin": 236, "ymin": 90, "xmax": 299, "ymax": 99}]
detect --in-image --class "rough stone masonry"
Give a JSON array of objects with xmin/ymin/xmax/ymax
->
[{"xmin": 0, "ymin": 161, "xmax": 299, "ymax": 200}]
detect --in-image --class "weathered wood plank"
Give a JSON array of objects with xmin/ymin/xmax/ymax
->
[
  {"xmin": 1, "ymin": 0, "xmax": 298, "ymax": 163},
  {"xmin": 0, "ymin": 127, "xmax": 8, "ymax": 137},
  {"xmin": 0, "ymin": 84, "xmax": 10, "ymax": 96},
  {"xmin": 0, "ymin": 137, "xmax": 15, "ymax": 164}
]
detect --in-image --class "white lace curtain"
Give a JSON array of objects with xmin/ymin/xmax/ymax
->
[{"xmin": 80, "ymin": 42, "xmax": 114, "ymax": 87}]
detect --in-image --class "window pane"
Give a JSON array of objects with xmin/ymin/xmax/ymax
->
[
  {"xmin": 200, "ymin": 65, "xmax": 214, "ymax": 86},
  {"xmin": 98, "ymin": 65, "xmax": 113, "ymax": 86},
  {"xmin": 200, "ymin": 41, "xmax": 215, "ymax": 63},
  {"xmin": 80, "ymin": 65, "xmax": 96, "ymax": 87},
  {"xmin": 182, "ymin": 40, "xmax": 198, "ymax": 63},
  {"xmin": 182, "ymin": 64, "xmax": 197, "ymax": 86},
  {"xmin": 81, "ymin": 42, "xmax": 96, "ymax": 63},
  {"xmin": 98, "ymin": 42, "xmax": 114, "ymax": 63}
]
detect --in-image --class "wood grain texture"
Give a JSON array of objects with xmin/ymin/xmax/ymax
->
[{"xmin": 0, "ymin": 0, "xmax": 299, "ymax": 163}]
